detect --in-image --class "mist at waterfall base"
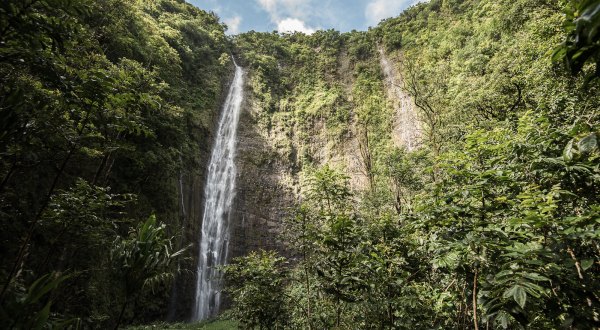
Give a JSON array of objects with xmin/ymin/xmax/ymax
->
[{"xmin": 193, "ymin": 60, "xmax": 244, "ymax": 321}]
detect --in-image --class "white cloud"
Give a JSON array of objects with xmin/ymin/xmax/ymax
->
[
  {"xmin": 256, "ymin": 0, "xmax": 317, "ymax": 34},
  {"xmin": 257, "ymin": 0, "xmax": 278, "ymax": 17},
  {"xmin": 224, "ymin": 15, "xmax": 242, "ymax": 34},
  {"xmin": 277, "ymin": 17, "xmax": 315, "ymax": 34},
  {"xmin": 365, "ymin": 0, "xmax": 424, "ymax": 26},
  {"xmin": 257, "ymin": 0, "xmax": 311, "ymax": 20}
]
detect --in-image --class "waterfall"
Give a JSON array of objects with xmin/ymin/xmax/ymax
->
[
  {"xmin": 378, "ymin": 47, "xmax": 420, "ymax": 150},
  {"xmin": 193, "ymin": 59, "xmax": 244, "ymax": 321}
]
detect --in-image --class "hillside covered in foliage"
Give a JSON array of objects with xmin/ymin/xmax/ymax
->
[
  {"xmin": 1, "ymin": 0, "xmax": 599, "ymax": 329},
  {"xmin": 0, "ymin": 0, "xmax": 230, "ymax": 327}
]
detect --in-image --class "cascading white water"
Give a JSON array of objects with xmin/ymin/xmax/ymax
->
[
  {"xmin": 378, "ymin": 47, "xmax": 420, "ymax": 151},
  {"xmin": 193, "ymin": 59, "xmax": 244, "ymax": 321}
]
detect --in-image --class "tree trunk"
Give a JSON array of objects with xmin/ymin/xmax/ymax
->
[
  {"xmin": 92, "ymin": 152, "xmax": 111, "ymax": 185},
  {"xmin": 472, "ymin": 268, "xmax": 479, "ymax": 330},
  {"xmin": 114, "ymin": 298, "xmax": 128, "ymax": 330},
  {"xmin": 0, "ymin": 159, "xmax": 16, "ymax": 193},
  {"xmin": 305, "ymin": 262, "xmax": 313, "ymax": 330}
]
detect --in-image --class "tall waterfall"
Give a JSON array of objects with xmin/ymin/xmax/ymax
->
[{"xmin": 193, "ymin": 59, "xmax": 244, "ymax": 321}]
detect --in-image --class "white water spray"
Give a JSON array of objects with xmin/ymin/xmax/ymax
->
[{"xmin": 193, "ymin": 59, "xmax": 244, "ymax": 320}]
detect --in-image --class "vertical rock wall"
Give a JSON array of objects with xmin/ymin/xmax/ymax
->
[
  {"xmin": 229, "ymin": 79, "xmax": 297, "ymax": 259},
  {"xmin": 378, "ymin": 47, "xmax": 421, "ymax": 150}
]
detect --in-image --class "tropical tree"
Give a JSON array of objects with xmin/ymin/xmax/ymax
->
[
  {"xmin": 222, "ymin": 250, "xmax": 288, "ymax": 330},
  {"xmin": 111, "ymin": 215, "xmax": 187, "ymax": 329},
  {"xmin": 553, "ymin": 0, "xmax": 600, "ymax": 83}
]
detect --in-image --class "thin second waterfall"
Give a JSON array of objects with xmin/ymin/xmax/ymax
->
[{"xmin": 193, "ymin": 60, "xmax": 244, "ymax": 320}]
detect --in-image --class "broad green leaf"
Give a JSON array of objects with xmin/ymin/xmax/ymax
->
[
  {"xmin": 500, "ymin": 313, "xmax": 509, "ymax": 329},
  {"xmin": 503, "ymin": 285, "xmax": 516, "ymax": 299},
  {"xmin": 563, "ymin": 140, "xmax": 575, "ymax": 161},
  {"xmin": 522, "ymin": 272, "xmax": 549, "ymax": 282},
  {"xmin": 581, "ymin": 259, "xmax": 594, "ymax": 271},
  {"xmin": 513, "ymin": 285, "xmax": 527, "ymax": 309},
  {"xmin": 577, "ymin": 133, "xmax": 598, "ymax": 154},
  {"xmin": 33, "ymin": 300, "xmax": 52, "ymax": 329},
  {"xmin": 495, "ymin": 269, "xmax": 514, "ymax": 278}
]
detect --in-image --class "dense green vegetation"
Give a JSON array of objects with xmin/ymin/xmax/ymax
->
[
  {"xmin": 127, "ymin": 319, "xmax": 238, "ymax": 330},
  {"xmin": 0, "ymin": 0, "xmax": 230, "ymax": 327},
  {"xmin": 224, "ymin": 0, "xmax": 600, "ymax": 329},
  {"xmin": 2, "ymin": 0, "xmax": 599, "ymax": 329}
]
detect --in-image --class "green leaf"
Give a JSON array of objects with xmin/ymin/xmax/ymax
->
[
  {"xmin": 503, "ymin": 285, "xmax": 516, "ymax": 299},
  {"xmin": 500, "ymin": 313, "xmax": 509, "ymax": 329},
  {"xmin": 577, "ymin": 133, "xmax": 598, "ymax": 154},
  {"xmin": 513, "ymin": 285, "xmax": 527, "ymax": 309},
  {"xmin": 563, "ymin": 139, "xmax": 575, "ymax": 161},
  {"xmin": 495, "ymin": 269, "xmax": 514, "ymax": 279},
  {"xmin": 581, "ymin": 259, "xmax": 594, "ymax": 271},
  {"xmin": 27, "ymin": 274, "xmax": 69, "ymax": 304},
  {"xmin": 33, "ymin": 300, "xmax": 52, "ymax": 329},
  {"xmin": 522, "ymin": 272, "xmax": 550, "ymax": 282}
]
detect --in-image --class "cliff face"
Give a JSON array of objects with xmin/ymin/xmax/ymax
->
[
  {"xmin": 173, "ymin": 31, "xmax": 421, "ymax": 320},
  {"xmin": 229, "ymin": 76, "xmax": 298, "ymax": 258},
  {"xmin": 226, "ymin": 34, "xmax": 419, "ymax": 258},
  {"xmin": 167, "ymin": 156, "xmax": 209, "ymax": 321}
]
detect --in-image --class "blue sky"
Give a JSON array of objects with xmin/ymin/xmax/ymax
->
[{"xmin": 187, "ymin": 0, "xmax": 424, "ymax": 34}]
